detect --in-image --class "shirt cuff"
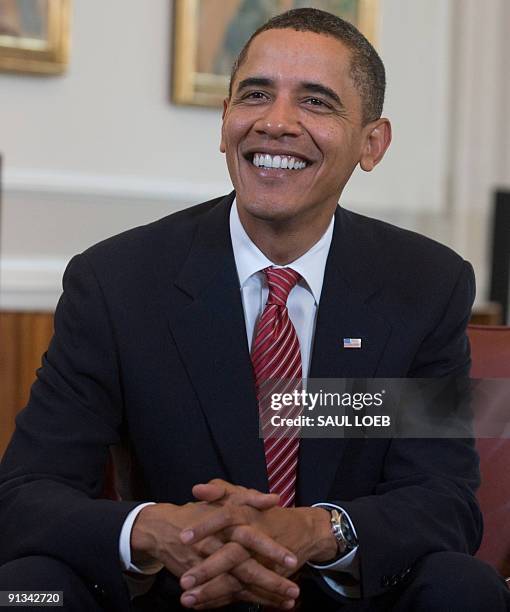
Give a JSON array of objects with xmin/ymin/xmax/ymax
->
[
  {"xmin": 308, "ymin": 503, "xmax": 360, "ymax": 598},
  {"xmin": 119, "ymin": 502, "xmax": 164, "ymax": 574}
]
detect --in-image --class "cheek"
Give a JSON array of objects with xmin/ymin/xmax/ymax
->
[
  {"xmin": 323, "ymin": 133, "xmax": 358, "ymax": 170},
  {"xmin": 222, "ymin": 128, "xmax": 241, "ymax": 158},
  {"xmin": 223, "ymin": 109, "xmax": 260, "ymax": 143},
  {"xmin": 308, "ymin": 122, "xmax": 347, "ymax": 158}
]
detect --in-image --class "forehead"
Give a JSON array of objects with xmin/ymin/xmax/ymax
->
[{"xmin": 235, "ymin": 28, "xmax": 354, "ymax": 91}]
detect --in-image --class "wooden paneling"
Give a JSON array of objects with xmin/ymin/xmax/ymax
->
[
  {"xmin": 0, "ymin": 312, "xmax": 54, "ymax": 457},
  {"xmin": 471, "ymin": 302, "xmax": 504, "ymax": 326}
]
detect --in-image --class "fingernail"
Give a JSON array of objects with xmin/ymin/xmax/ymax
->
[
  {"xmin": 181, "ymin": 529, "xmax": 194, "ymax": 543},
  {"xmin": 181, "ymin": 594, "xmax": 196, "ymax": 607},
  {"xmin": 284, "ymin": 554, "xmax": 297, "ymax": 567},
  {"xmin": 286, "ymin": 586, "xmax": 299, "ymax": 598},
  {"xmin": 283, "ymin": 600, "xmax": 295, "ymax": 609},
  {"xmin": 181, "ymin": 575, "xmax": 196, "ymax": 589}
]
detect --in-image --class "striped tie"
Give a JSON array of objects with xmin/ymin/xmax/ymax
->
[{"xmin": 252, "ymin": 267, "xmax": 302, "ymax": 508}]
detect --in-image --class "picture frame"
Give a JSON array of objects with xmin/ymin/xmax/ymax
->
[
  {"xmin": 172, "ymin": 0, "xmax": 379, "ymax": 107},
  {"xmin": 0, "ymin": 0, "xmax": 70, "ymax": 75}
]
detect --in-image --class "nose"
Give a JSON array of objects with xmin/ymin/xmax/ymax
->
[{"xmin": 253, "ymin": 95, "xmax": 302, "ymax": 139}]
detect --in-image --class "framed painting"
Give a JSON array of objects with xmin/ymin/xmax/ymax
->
[
  {"xmin": 0, "ymin": 0, "xmax": 70, "ymax": 75},
  {"xmin": 172, "ymin": 0, "xmax": 379, "ymax": 107}
]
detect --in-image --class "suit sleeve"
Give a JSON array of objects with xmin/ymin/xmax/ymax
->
[
  {"xmin": 0, "ymin": 254, "xmax": 140, "ymax": 611},
  {"xmin": 329, "ymin": 260, "xmax": 482, "ymax": 599}
]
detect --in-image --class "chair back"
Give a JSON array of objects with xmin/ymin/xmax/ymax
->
[{"xmin": 467, "ymin": 325, "xmax": 510, "ymax": 576}]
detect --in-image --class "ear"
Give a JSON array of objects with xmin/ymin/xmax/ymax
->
[
  {"xmin": 219, "ymin": 98, "xmax": 229, "ymax": 153},
  {"xmin": 359, "ymin": 118, "xmax": 392, "ymax": 172}
]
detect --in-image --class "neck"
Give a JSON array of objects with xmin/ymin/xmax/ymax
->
[{"xmin": 238, "ymin": 206, "xmax": 335, "ymax": 265}]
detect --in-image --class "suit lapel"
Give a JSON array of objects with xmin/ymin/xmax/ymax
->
[
  {"xmin": 167, "ymin": 199, "xmax": 394, "ymax": 502},
  {"xmin": 167, "ymin": 193, "xmax": 268, "ymax": 492},
  {"xmin": 298, "ymin": 207, "xmax": 393, "ymax": 505}
]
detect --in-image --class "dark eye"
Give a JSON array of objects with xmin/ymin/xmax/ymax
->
[
  {"xmin": 243, "ymin": 91, "xmax": 268, "ymax": 101},
  {"xmin": 305, "ymin": 97, "xmax": 329, "ymax": 108}
]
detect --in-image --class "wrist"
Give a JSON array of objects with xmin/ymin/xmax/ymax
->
[
  {"xmin": 306, "ymin": 507, "xmax": 339, "ymax": 563},
  {"xmin": 131, "ymin": 502, "xmax": 177, "ymax": 565},
  {"xmin": 309, "ymin": 504, "xmax": 359, "ymax": 567}
]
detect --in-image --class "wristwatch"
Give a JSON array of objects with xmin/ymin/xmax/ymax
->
[{"xmin": 329, "ymin": 508, "xmax": 358, "ymax": 556}]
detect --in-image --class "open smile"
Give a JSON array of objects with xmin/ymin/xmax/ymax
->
[
  {"xmin": 243, "ymin": 149, "xmax": 313, "ymax": 174},
  {"xmin": 251, "ymin": 152, "xmax": 308, "ymax": 170}
]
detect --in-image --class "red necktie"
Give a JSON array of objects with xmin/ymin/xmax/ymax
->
[{"xmin": 252, "ymin": 267, "xmax": 302, "ymax": 508}]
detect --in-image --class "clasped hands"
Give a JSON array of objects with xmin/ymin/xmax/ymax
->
[{"xmin": 130, "ymin": 479, "xmax": 337, "ymax": 610}]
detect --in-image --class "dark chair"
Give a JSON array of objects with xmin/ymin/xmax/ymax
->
[{"xmin": 468, "ymin": 325, "xmax": 510, "ymax": 582}]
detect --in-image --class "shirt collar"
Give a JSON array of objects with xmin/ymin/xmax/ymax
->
[{"xmin": 229, "ymin": 198, "xmax": 335, "ymax": 305}]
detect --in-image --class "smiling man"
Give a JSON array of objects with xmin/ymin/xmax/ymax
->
[
  {"xmin": 220, "ymin": 25, "xmax": 388, "ymax": 266},
  {"xmin": 1, "ymin": 8, "xmax": 509, "ymax": 612}
]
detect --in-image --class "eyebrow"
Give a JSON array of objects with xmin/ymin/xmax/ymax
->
[
  {"xmin": 236, "ymin": 77, "xmax": 273, "ymax": 92},
  {"xmin": 236, "ymin": 77, "xmax": 344, "ymax": 107},
  {"xmin": 301, "ymin": 81, "xmax": 343, "ymax": 107}
]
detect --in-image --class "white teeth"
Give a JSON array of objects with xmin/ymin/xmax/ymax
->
[{"xmin": 252, "ymin": 153, "xmax": 307, "ymax": 170}]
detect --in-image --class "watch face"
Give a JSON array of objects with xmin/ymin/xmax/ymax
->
[{"xmin": 340, "ymin": 515, "xmax": 357, "ymax": 547}]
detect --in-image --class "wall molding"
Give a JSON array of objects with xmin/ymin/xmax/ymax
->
[
  {"xmin": 4, "ymin": 168, "xmax": 233, "ymax": 204},
  {"xmin": 3, "ymin": 168, "xmax": 434, "ymax": 212},
  {"xmin": 0, "ymin": 204, "xmax": 453, "ymax": 313},
  {"xmin": 0, "ymin": 170, "xmax": 464, "ymax": 311},
  {"xmin": 0, "ymin": 257, "xmax": 66, "ymax": 311}
]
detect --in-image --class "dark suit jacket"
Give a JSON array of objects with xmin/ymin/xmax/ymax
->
[{"xmin": 0, "ymin": 192, "xmax": 481, "ymax": 610}]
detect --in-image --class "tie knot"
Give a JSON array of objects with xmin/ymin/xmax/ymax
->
[{"xmin": 264, "ymin": 267, "xmax": 301, "ymax": 306}]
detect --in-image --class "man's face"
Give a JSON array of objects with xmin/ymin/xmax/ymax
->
[{"xmin": 221, "ymin": 28, "xmax": 372, "ymax": 227}]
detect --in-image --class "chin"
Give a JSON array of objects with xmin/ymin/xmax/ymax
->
[{"xmin": 238, "ymin": 195, "xmax": 299, "ymax": 223}]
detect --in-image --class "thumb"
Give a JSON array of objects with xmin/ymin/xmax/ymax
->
[{"xmin": 192, "ymin": 482, "xmax": 227, "ymax": 502}]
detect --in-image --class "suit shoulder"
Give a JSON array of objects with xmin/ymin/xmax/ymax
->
[
  {"xmin": 339, "ymin": 207, "xmax": 466, "ymax": 280},
  {"xmin": 81, "ymin": 195, "xmax": 227, "ymax": 266},
  {"xmin": 337, "ymin": 209, "xmax": 475, "ymax": 338}
]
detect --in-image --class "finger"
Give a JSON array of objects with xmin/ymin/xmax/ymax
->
[
  {"xmin": 193, "ymin": 596, "xmax": 236, "ymax": 610},
  {"xmin": 193, "ymin": 597, "xmax": 234, "ymax": 610},
  {"xmin": 180, "ymin": 572, "xmax": 243, "ymax": 608},
  {"xmin": 207, "ymin": 477, "xmax": 237, "ymax": 490},
  {"xmin": 194, "ymin": 535, "xmax": 224, "ymax": 558},
  {"xmin": 205, "ymin": 479, "xmax": 280, "ymax": 510},
  {"xmin": 180, "ymin": 542, "xmax": 248, "ymax": 590},
  {"xmin": 230, "ymin": 525, "xmax": 297, "ymax": 569},
  {"xmin": 194, "ymin": 589, "xmax": 296, "ymax": 611},
  {"xmin": 180, "ymin": 506, "xmax": 241, "ymax": 543},
  {"xmin": 235, "ymin": 587, "xmax": 297, "ymax": 610},
  {"xmin": 183, "ymin": 572, "xmax": 296, "ymax": 610},
  {"xmin": 233, "ymin": 558, "xmax": 300, "ymax": 600},
  {"xmin": 182, "ymin": 512, "xmax": 296, "ymax": 569},
  {"xmin": 192, "ymin": 482, "xmax": 228, "ymax": 503},
  {"xmin": 182, "ymin": 544, "xmax": 298, "ymax": 597},
  {"xmin": 193, "ymin": 481, "xmax": 280, "ymax": 510},
  {"xmin": 200, "ymin": 478, "xmax": 240, "ymax": 500},
  {"xmin": 228, "ymin": 489, "xmax": 281, "ymax": 510},
  {"xmin": 192, "ymin": 582, "xmax": 297, "ymax": 610}
]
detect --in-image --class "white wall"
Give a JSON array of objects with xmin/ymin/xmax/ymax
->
[
  {"xmin": 1, "ymin": 0, "xmax": 508, "ymax": 310},
  {"xmin": 444, "ymin": 0, "xmax": 510, "ymax": 316}
]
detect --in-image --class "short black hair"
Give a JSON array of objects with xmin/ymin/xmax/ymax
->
[{"xmin": 228, "ymin": 7, "xmax": 386, "ymax": 125}]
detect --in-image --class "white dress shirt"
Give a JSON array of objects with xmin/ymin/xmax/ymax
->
[{"xmin": 119, "ymin": 199, "xmax": 360, "ymax": 598}]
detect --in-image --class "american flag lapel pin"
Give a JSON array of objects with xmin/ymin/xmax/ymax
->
[{"xmin": 343, "ymin": 338, "xmax": 362, "ymax": 349}]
